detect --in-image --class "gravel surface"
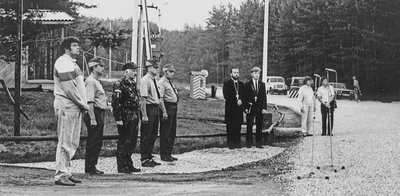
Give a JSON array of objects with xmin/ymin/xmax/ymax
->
[
  {"xmin": 1, "ymin": 146, "xmax": 284, "ymax": 174},
  {"xmin": 269, "ymin": 95, "xmax": 400, "ymax": 195}
]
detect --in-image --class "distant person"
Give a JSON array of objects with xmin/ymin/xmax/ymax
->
[
  {"xmin": 53, "ymin": 37, "xmax": 89, "ymax": 186},
  {"xmin": 353, "ymin": 76, "xmax": 361, "ymax": 103},
  {"xmin": 158, "ymin": 63, "xmax": 179, "ymax": 161},
  {"xmin": 84, "ymin": 57, "xmax": 106, "ymax": 175},
  {"xmin": 112, "ymin": 62, "xmax": 141, "ymax": 173},
  {"xmin": 317, "ymin": 77, "xmax": 335, "ymax": 136},
  {"xmin": 223, "ymin": 67, "xmax": 245, "ymax": 149},
  {"xmin": 298, "ymin": 77, "xmax": 316, "ymax": 137},
  {"xmin": 244, "ymin": 67, "xmax": 267, "ymax": 148},
  {"xmin": 139, "ymin": 60, "xmax": 162, "ymax": 167}
]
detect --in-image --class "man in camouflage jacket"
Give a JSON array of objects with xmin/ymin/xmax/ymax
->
[{"xmin": 112, "ymin": 62, "xmax": 141, "ymax": 173}]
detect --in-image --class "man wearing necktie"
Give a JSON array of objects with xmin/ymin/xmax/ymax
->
[
  {"xmin": 158, "ymin": 63, "xmax": 179, "ymax": 162},
  {"xmin": 139, "ymin": 60, "xmax": 162, "ymax": 167},
  {"xmin": 244, "ymin": 67, "xmax": 267, "ymax": 148},
  {"xmin": 223, "ymin": 67, "xmax": 245, "ymax": 149}
]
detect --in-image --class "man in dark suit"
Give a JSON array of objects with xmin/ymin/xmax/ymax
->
[
  {"xmin": 244, "ymin": 66, "xmax": 267, "ymax": 148},
  {"xmin": 223, "ymin": 67, "xmax": 245, "ymax": 149}
]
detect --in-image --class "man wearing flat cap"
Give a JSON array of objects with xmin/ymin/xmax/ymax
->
[
  {"xmin": 111, "ymin": 62, "xmax": 141, "ymax": 173},
  {"xmin": 84, "ymin": 57, "xmax": 106, "ymax": 174},
  {"xmin": 139, "ymin": 59, "xmax": 162, "ymax": 167},
  {"xmin": 158, "ymin": 63, "xmax": 179, "ymax": 162},
  {"xmin": 244, "ymin": 66, "xmax": 267, "ymax": 148}
]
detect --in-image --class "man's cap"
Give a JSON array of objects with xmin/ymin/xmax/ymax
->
[
  {"xmin": 145, "ymin": 59, "xmax": 159, "ymax": 68},
  {"xmin": 122, "ymin": 62, "xmax": 139, "ymax": 70},
  {"xmin": 251, "ymin": 66, "xmax": 261, "ymax": 72},
  {"xmin": 163, "ymin": 63, "xmax": 176, "ymax": 72},
  {"xmin": 88, "ymin": 57, "xmax": 104, "ymax": 68}
]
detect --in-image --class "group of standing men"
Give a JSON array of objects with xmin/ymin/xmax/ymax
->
[
  {"xmin": 53, "ymin": 37, "xmax": 179, "ymax": 186},
  {"xmin": 223, "ymin": 67, "xmax": 267, "ymax": 149}
]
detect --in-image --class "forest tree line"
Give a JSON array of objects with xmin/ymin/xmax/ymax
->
[{"xmin": 160, "ymin": 0, "xmax": 400, "ymax": 95}]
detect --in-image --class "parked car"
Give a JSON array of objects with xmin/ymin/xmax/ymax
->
[
  {"xmin": 266, "ymin": 76, "xmax": 287, "ymax": 94},
  {"xmin": 329, "ymin": 82, "xmax": 354, "ymax": 99}
]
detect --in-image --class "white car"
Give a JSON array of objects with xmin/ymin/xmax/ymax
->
[{"xmin": 266, "ymin": 76, "xmax": 287, "ymax": 94}]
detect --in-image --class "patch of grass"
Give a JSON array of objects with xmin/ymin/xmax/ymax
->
[{"xmin": 0, "ymin": 86, "xmax": 300, "ymax": 163}]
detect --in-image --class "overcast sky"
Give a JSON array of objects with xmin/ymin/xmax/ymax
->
[{"xmin": 78, "ymin": 0, "xmax": 246, "ymax": 30}]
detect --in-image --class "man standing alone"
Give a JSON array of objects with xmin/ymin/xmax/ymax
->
[
  {"xmin": 53, "ymin": 37, "xmax": 89, "ymax": 186},
  {"xmin": 244, "ymin": 67, "xmax": 267, "ymax": 148},
  {"xmin": 158, "ymin": 63, "xmax": 179, "ymax": 162},
  {"xmin": 140, "ymin": 60, "xmax": 162, "ymax": 167},
  {"xmin": 112, "ymin": 62, "xmax": 141, "ymax": 173},
  {"xmin": 353, "ymin": 76, "xmax": 361, "ymax": 103},
  {"xmin": 223, "ymin": 67, "xmax": 245, "ymax": 149},
  {"xmin": 84, "ymin": 57, "xmax": 106, "ymax": 175}
]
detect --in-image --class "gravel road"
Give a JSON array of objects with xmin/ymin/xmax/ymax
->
[{"xmin": 268, "ymin": 95, "xmax": 400, "ymax": 195}]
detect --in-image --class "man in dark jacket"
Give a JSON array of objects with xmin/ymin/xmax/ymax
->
[
  {"xmin": 223, "ymin": 67, "xmax": 245, "ymax": 149},
  {"xmin": 244, "ymin": 67, "xmax": 267, "ymax": 148},
  {"xmin": 112, "ymin": 62, "xmax": 141, "ymax": 173}
]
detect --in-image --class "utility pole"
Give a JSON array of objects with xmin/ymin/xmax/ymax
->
[
  {"xmin": 131, "ymin": 0, "xmax": 139, "ymax": 65},
  {"xmin": 262, "ymin": 0, "xmax": 269, "ymax": 84},
  {"xmin": 109, "ymin": 21, "xmax": 112, "ymax": 78},
  {"xmin": 14, "ymin": 0, "xmax": 23, "ymax": 136}
]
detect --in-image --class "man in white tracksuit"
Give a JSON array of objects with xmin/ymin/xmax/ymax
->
[{"xmin": 298, "ymin": 77, "xmax": 316, "ymax": 137}]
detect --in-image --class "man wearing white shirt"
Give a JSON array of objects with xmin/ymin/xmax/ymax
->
[
  {"xmin": 298, "ymin": 77, "xmax": 316, "ymax": 136},
  {"xmin": 317, "ymin": 77, "xmax": 335, "ymax": 136}
]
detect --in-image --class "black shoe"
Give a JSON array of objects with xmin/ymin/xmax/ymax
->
[
  {"xmin": 127, "ymin": 165, "xmax": 141, "ymax": 173},
  {"xmin": 150, "ymin": 159, "xmax": 161, "ymax": 166},
  {"xmin": 170, "ymin": 156, "xmax": 178, "ymax": 161},
  {"xmin": 55, "ymin": 176, "xmax": 75, "ymax": 186},
  {"xmin": 118, "ymin": 168, "xmax": 132, "ymax": 174},
  {"xmin": 68, "ymin": 176, "xmax": 82, "ymax": 183},
  {"xmin": 305, "ymin": 133, "xmax": 313, "ymax": 137},
  {"xmin": 142, "ymin": 159, "xmax": 156, "ymax": 167},
  {"xmin": 256, "ymin": 145, "xmax": 263, "ymax": 149},
  {"xmin": 85, "ymin": 168, "xmax": 104, "ymax": 175},
  {"xmin": 161, "ymin": 156, "xmax": 174, "ymax": 162}
]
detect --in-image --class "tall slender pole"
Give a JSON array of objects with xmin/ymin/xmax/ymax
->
[
  {"xmin": 14, "ymin": 0, "xmax": 23, "ymax": 136},
  {"xmin": 131, "ymin": 0, "xmax": 139, "ymax": 65},
  {"xmin": 137, "ymin": 0, "xmax": 144, "ymax": 79},
  {"xmin": 262, "ymin": 0, "xmax": 269, "ymax": 84},
  {"xmin": 109, "ymin": 21, "xmax": 112, "ymax": 78}
]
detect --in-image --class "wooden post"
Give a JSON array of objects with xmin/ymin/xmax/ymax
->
[
  {"xmin": 262, "ymin": 0, "xmax": 269, "ymax": 84},
  {"xmin": 143, "ymin": 0, "xmax": 152, "ymax": 60},
  {"xmin": 109, "ymin": 21, "xmax": 112, "ymax": 78},
  {"xmin": 14, "ymin": 0, "xmax": 23, "ymax": 136}
]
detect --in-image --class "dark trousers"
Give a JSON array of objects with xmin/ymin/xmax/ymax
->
[
  {"xmin": 226, "ymin": 113, "xmax": 242, "ymax": 149},
  {"xmin": 116, "ymin": 111, "xmax": 139, "ymax": 171},
  {"xmin": 159, "ymin": 103, "xmax": 177, "ymax": 158},
  {"xmin": 246, "ymin": 111, "xmax": 263, "ymax": 147},
  {"xmin": 140, "ymin": 104, "xmax": 159, "ymax": 161},
  {"xmin": 321, "ymin": 104, "xmax": 334, "ymax": 135},
  {"xmin": 84, "ymin": 107, "xmax": 105, "ymax": 171}
]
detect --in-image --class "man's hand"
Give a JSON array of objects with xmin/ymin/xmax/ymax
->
[
  {"xmin": 90, "ymin": 119, "xmax": 97, "ymax": 127},
  {"xmin": 162, "ymin": 112, "xmax": 168, "ymax": 121},
  {"xmin": 116, "ymin": 120, "xmax": 123, "ymax": 125},
  {"xmin": 83, "ymin": 104, "xmax": 90, "ymax": 111},
  {"xmin": 244, "ymin": 109, "xmax": 249, "ymax": 114},
  {"xmin": 142, "ymin": 116, "xmax": 149, "ymax": 124},
  {"xmin": 237, "ymin": 99, "xmax": 242, "ymax": 106},
  {"xmin": 324, "ymin": 102, "xmax": 330, "ymax": 108},
  {"xmin": 262, "ymin": 109, "xmax": 268, "ymax": 114},
  {"xmin": 300, "ymin": 106, "xmax": 304, "ymax": 113}
]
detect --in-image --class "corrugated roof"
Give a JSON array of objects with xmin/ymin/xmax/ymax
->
[{"xmin": 24, "ymin": 9, "xmax": 74, "ymax": 22}]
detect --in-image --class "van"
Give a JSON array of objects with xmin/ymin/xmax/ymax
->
[{"xmin": 266, "ymin": 76, "xmax": 287, "ymax": 94}]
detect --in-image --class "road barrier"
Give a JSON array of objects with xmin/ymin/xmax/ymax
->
[{"xmin": 287, "ymin": 89, "xmax": 299, "ymax": 98}]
